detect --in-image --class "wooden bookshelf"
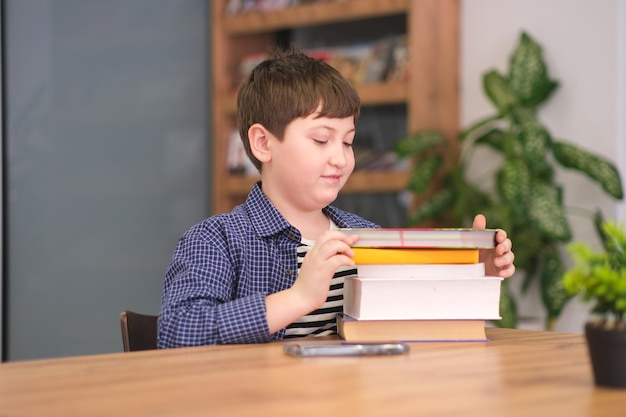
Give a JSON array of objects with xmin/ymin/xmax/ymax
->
[{"xmin": 211, "ymin": 0, "xmax": 459, "ymax": 215}]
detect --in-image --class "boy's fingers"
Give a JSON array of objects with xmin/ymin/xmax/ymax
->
[{"xmin": 472, "ymin": 214, "xmax": 486, "ymax": 229}]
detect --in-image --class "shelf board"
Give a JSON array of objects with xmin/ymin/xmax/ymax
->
[
  {"xmin": 343, "ymin": 170, "xmax": 410, "ymax": 193},
  {"xmin": 223, "ymin": 170, "xmax": 410, "ymax": 197},
  {"xmin": 221, "ymin": 82, "xmax": 407, "ymax": 114},
  {"xmin": 358, "ymin": 83, "xmax": 407, "ymax": 105},
  {"xmin": 223, "ymin": 0, "xmax": 409, "ymax": 35}
]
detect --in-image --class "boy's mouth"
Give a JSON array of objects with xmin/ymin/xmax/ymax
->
[{"xmin": 321, "ymin": 174, "xmax": 342, "ymax": 182}]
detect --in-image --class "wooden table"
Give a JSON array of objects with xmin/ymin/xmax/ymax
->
[{"xmin": 0, "ymin": 328, "xmax": 624, "ymax": 417}]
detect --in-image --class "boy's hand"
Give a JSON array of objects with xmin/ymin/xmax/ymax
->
[
  {"xmin": 291, "ymin": 230, "xmax": 359, "ymax": 311},
  {"xmin": 473, "ymin": 214, "xmax": 516, "ymax": 278}
]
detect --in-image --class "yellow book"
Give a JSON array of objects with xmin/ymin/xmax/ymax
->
[{"xmin": 351, "ymin": 247, "xmax": 479, "ymax": 264}]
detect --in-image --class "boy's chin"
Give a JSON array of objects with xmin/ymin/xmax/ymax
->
[{"xmin": 316, "ymin": 190, "xmax": 342, "ymax": 207}]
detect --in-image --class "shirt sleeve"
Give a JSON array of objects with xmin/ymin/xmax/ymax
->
[{"xmin": 158, "ymin": 224, "xmax": 272, "ymax": 347}]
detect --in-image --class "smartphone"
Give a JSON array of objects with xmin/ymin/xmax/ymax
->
[{"xmin": 283, "ymin": 342, "xmax": 410, "ymax": 357}]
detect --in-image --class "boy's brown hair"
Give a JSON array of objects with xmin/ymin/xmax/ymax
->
[{"xmin": 236, "ymin": 45, "xmax": 361, "ymax": 171}]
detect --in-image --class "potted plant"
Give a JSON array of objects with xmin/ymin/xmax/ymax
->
[
  {"xmin": 395, "ymin": 31, "xmax": 624, "ymax": 329},
  {"xmin": 562, "ymin": 220, "xmax": 626, "ymax": 388}
]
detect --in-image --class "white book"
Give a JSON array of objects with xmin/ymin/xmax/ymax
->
[
  {"xmin": 357, "ymin": 263, "xmax": 485, "ymax": 279},
  {"xmin": 343, "ymin": 276, "xmax": 503, "ymax": 320}
]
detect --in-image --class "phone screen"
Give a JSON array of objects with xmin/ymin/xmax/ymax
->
[{"xmin": 283, "ymin": 342, "xmax": 410, "ymax": 357}]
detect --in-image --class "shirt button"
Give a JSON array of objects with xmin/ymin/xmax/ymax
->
[
  {"xmin": 288, "ymin": 232, "xmax": 295, "ymax": 239},
  {"xmin": 285, "ymin": 269, "xmax": 293, "ymax": 276}
]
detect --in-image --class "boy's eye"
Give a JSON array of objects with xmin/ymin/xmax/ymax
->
[
  {"xmin": 343, "ymin": 141, "xmax": 353, "ymax": 148},
  {"xmin": 313, "ymin": 138, "xmax": 328, "ymax": 145}
]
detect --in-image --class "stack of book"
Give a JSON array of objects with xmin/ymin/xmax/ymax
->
[{"xmin": 337, "ymin": 228, "xmax": 503, "ymax": 342}]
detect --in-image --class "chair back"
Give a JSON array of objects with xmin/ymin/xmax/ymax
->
[{"xmin": 120, "ymin": 310, "xmax": 159, "ymax": 352}]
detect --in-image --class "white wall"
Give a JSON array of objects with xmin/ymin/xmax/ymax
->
[
  {"xmin": 618, "ymin": 0, "xmax": 626, "ymax": 222},
  {"xmin": 461, "ymin": 0, "xmax": 625, "ymax": 332}
]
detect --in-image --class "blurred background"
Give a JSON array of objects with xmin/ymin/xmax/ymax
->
[{"xmin": 1, "ymin": 0, "xmax": 624, "ymax": 361}]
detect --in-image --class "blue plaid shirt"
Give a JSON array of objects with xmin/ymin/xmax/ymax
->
[{"xmin": 158, "ymin": 182, "xmax": 378, "ymax": 348}]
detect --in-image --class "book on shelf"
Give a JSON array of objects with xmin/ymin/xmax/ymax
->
[
  {"xmin": 385, "ymin": 35, "xmax": 409, "ymax": 83},
  {"xmin": 327, "ymin": 43, "xmax": 372, "ymax": 86},
  {"xmin": 343, "ymin": 275, "xmax": 503, "ymax": 320},
  {"xmin": 336, "ymin": 314, "xmax": 489, "ymax": 342},
  {"xmin": 313, "ymin": 36, "xmax": 399, "ymax": 86},
  {"xmin": 351, "ymin": 247, "xmax": 479, "ymax": 265},
  {"xmin": 340, "ymin": 227, "xmax": 497, "ymax": 249},
  {"xmin": 360, "ymin": 36, "xmax": 396, "ymax": 84},
  {"xmin": 225, "ymin": 0, "xmax": 337, "ymax": 16},
  {"xmin": 353, "ymin": 147, "xmax": 399, "ymax": 172},
  {"xmin": 234, "ymin": 36, "xmax": 405, "ymax": 94},
  {"xmin": 357, "ymin": 263, "xmax": 485, "ymax": 279}
]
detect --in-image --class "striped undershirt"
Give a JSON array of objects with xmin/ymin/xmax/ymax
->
[{"xmin": 284, "ymin": 235, "xmax": 357, "ymax": 338}]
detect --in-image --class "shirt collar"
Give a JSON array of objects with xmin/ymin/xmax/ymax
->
[{"xmin": 245, "ymin": 182, "xmax": 293, "ymax": 239}]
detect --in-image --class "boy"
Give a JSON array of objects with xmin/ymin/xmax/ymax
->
[{"xmin": 158, "ymin": 47, "xmax": 515, "ymax": 348}]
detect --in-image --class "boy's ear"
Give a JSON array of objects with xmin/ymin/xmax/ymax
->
[{"xmin": 248, "ymin": 123, "xmax": 272, "ymax": 163}]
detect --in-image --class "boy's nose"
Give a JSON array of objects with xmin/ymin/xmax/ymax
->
[{"xmin": 329, "ymin": 145, "xmax": 348, "ymax": 167}]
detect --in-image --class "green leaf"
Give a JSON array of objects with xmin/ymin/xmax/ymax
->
[
  {"xmin": 593, "ymin": 209, "xmax": 610, "ymax": 251},
  {"xmin": 474, "ymin": 128, "xmax": 506, "ymax": 152},
  {"xmin": 510, "ymin": 108, "xmax": 551, "ymax": 172},
  {"xmin": 502, "ymin": 131, "xmax": 525, "ymax": 158},
  {"xmin": 497, "ymin": 158, "xmax": 530, "ymax": 215},
  {"xmin": 540, "ymin": 245, "xmax": 571, "ymax": 327},
  {"xmin": 563, "ymin": 219, "xmax": 626, "ymax": 322},
  {"xmin": 407, "ymin": 188, "xmax": 454, "ymax": 226},
  {"xmin": 407, "ymin": 156, "xmax": 443, "ymax": 194},
  {"xmin": 552, "ymin": 141, "xmax": 624, "ymax": 200},
  {"xmin": 528, "ymin": 180, "xmax": 572, "ymax": 241},
  {"xmin": 483, "ymin": 70, "xmax": 517, "ymax": 115},
  {"xmin": 395, "ymin": 130, "xmax": 447, "ymax": 158},
  {"xmin": 508, "ymin": 32, "xmax": 559, "ymax": 107}
]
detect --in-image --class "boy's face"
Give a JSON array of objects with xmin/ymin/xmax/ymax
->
[{"xmin": 266, "ymin": 109, "xmax": 356, "ymax": 211}]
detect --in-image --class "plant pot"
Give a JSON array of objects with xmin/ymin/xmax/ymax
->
[{"xmin": 584, "ymin": 321, "xmax": 626, "ymax": 388}]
